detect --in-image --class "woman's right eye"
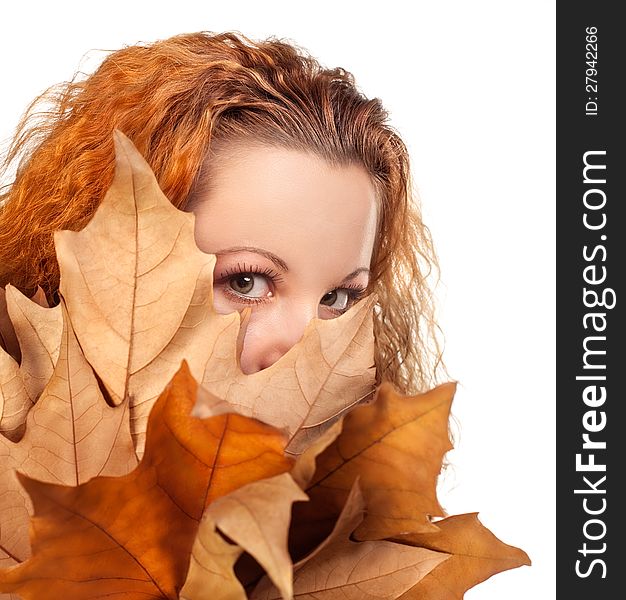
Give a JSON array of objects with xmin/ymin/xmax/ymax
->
[
  {"xmin": 214, "ymin": 262, "xmax": 281, "ymax": 306},
  {"xmin": 228, "ymin": 273, "xmax": 271, "ymax": 298}
]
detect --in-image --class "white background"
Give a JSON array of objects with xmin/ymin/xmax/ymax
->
[{"xmin": 0, "ymin": 1, "xmax": 555, "ymax": 598}]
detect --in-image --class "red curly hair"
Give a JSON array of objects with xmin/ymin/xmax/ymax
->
[{"xmin": 0, "ymin": 31, "xmax": 444, "ymax": 394}]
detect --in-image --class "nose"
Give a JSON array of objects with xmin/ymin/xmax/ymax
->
[{"xmin": 240, "ymin": 301, "xmax": 318, "ymax": 374}]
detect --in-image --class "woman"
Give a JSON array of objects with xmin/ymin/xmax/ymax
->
[{"xmin": 0, "ymin": 30, "xmax": 443, "ymax": 395}]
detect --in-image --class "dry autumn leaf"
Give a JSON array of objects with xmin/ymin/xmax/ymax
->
[
  {"xmin": 5, "ymin": 286, "xmax": 61, "ymax": 408},
  {"xmin": 183, "ymin": 473, "xmax": 307, "ymax": 600},
  {"xmin": 393, "ymin": 513, "xmax": 532, "ymax": 599},
  {"xmin": 0, "ymin": 301, "xmax": 135, "ymax": 570},
  {"xmin": 290, "ymin": 420, "xmax": 343, "ymax": 489},
  {"xmin": 0, "ymin": 285, "xmax": 46, "ymax": 363},
  {"xmin": 0, "ymin": 128, "xmax": 530, "ymax": 600},
  {"xmin": 54, "ymin": 130, "xmax": 242, "ymax": 457},
  {"xmin": 180, "ymin": 515, "xmax": 246, "ymax": 600},
  {"xmin": 290, "ymin": 381, "xmax": 455, "ymax": 558},
  {"xmin": 252, "ymin": 482, "xmax": 449, "ymax": 600},
  {"xmin": 55, "ymin": 130, "xmax": 376, "ymax": 458},
  {"xmin": 0, "ymin": 361, "xmax": 294, "ymax": 599},
  {"xmin": 0, "ymin": 285, "xmax": 62, "ymax": 441},
  {"xmin": 194, "ymin": 291, "xmax": 377, "ymax": 457},
  {"xmin": 0, "ymin": 347, "xmax": 24, "ymax": 441}
]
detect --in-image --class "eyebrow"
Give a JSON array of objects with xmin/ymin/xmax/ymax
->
[
  {"xmin": 339, "ymin": 267, "xmax": 371, "ymax": 284},
  {"xmin": 214, "ymin": 246, "xmax": 290, "ymax": 271},
  {"xmin": 214, "ymin": 246, "xmax": 370, "ymax": 282}
]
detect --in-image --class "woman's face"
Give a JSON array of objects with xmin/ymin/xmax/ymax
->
[{"xmin": 191, "ymin": 143, "xmax": 378, "ymax": 374}]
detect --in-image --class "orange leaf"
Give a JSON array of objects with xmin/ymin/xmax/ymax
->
[
  {"xmin": 291, "ymin": 382, "xmax": 455, "ymax": 556},
  {"xmin": 393, "ymin": 513, "xmax": 531, "ymax": 599},
  {"xmin": 0, "ymin": 361, "xmax": 293, "ymax": 599}
]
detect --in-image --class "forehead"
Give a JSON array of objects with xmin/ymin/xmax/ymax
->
[
  {"xmin": 196, "ymin": 142, "xmax": 377, "ymax": 213},
  {"xmin": 190, "ymin": 143, "xmax": 379, "ymax": 269}
]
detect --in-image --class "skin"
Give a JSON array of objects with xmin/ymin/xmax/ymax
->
[{"xmin": 191, "ymin": 143, "xmax": 379, "ymax": 375}]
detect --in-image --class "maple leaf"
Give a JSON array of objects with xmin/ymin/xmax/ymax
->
[
  {"xmin": 290, "ymin": 381, "xmax": 455, "ymax": 558},
  {"xmin": 0, "ymin": 361, "xmax": 294, "ymax": 599},
  {"xmin": 393, "ymin": 513, "xmax": 531, "ymax": 599},
  {"xmin": 195, "ymin": 292, "xmax": 376, "ymax": 457},
  {"xmin": 0, "ymin": 301, "xmax": 135, "ymax": 569},
  {"xmin": 0, "ymin": 285, "xmax": 62, "ymax": 441},
  {"xmin": 56, "ymin": 130, "xmax": 376, "ymax": 458},
  {"xmin": 252, "ymin": 482, "xmax": 449, "ymax": 600},
  {"xmin": 54, "ymin": 130, "xmax": 243, "ymax": 457}
]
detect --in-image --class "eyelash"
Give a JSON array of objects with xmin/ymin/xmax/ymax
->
[{"xmin": 215, "ymin": 262, "xmax": 368, "ymax": 315}]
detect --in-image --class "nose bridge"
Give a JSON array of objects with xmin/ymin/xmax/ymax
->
[
  {"xmin": 256, "ymin": 298, "xmax": 318, "ymax": 371},
  {"xmin": 278, "ymin": 298, "xmax": 318, "ymax": 350}
]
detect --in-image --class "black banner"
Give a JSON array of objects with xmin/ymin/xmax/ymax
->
[{"xmin": 557, "ymin": 2, "xmax": 624, "ymax": 597}]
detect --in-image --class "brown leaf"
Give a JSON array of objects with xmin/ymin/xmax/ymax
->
[
  {"xmin": 0, "ymin": 301, "xmax": 135, "ymax": 567},
  {"xmin": 6, "ymin": 286, "xmax": 62, "ymax": 406},
  {"xmin": 0, "ymin": 361, "xmax": 293, "ymax": 599},
  {"xmin": 290, "ymin": 480, "xmax": 366, "ymax": 573},
  {"xmin": 54, "ymin": 130, "xmax": 243, "ymax": 457},
  {"xmin": 180, "ymin": 515, "xmax": 246, "ymax": 600},
  {"xmin": 182, "ymin": 473, "xmax": 307, "ymax": 600},
  {"xmin": 290, "ymin": 420, "xmax": 342, "ymax": 489},
  {"xmin": 290, "ymin": 382, "xmax": 455, "ymax": 557},
  {"xmin": 0, "ymin": 285, "xmax": 53, "ymax": 363},
  {"xmin": 0, "ymin": 286, "xmax": 62, "ymax": 440},
  {"xmin": 393, "ymin": 513, "xmax": 531, "ymax": 599},
  {"xmin": 252, "ymin": 482, "xmax": 449, "ymax": 600},
  {"xmin": 195, "ymin": 291, "xmax": 377, "ymax": 456},
  {"xmin": 200, "ymin": 473, "xmax": 308, "ymax": 600}
]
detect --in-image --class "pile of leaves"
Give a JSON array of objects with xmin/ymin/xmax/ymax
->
[{"xmin": 0, "ymin": 131, "xmax": 529, "ymax": 599}]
